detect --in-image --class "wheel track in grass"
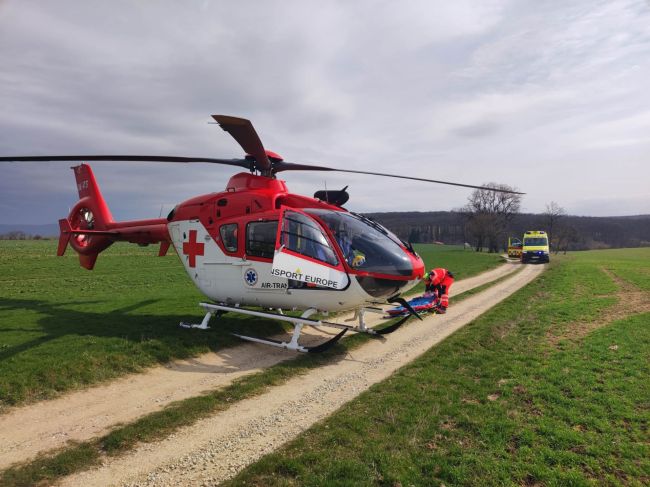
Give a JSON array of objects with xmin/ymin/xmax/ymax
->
[
  {"xmin": 0, "ymin": 261, "xmax": 521, "ymax": 472},
  {"xmin": 546, "ymin": 267, "xmax": 650, "ymax": 346},
  {"xmin": 54, "ymin": 262, "xmax": 542, "ymax": 487}
]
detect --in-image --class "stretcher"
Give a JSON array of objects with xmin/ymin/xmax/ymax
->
[{"xmin": 385, "ymin": 294, "xmax": 439, "ymax": 317}]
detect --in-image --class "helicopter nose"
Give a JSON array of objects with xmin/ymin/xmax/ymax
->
[
  {"xmin": 410, "ymin": 252, "xmax": 426, "ymax": 280},
  {"xmin": 353, "ymin": 247, "xmax": 425, "ymax": 299}
]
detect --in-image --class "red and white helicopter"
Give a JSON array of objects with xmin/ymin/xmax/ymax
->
[{"xmin": 1, "ymin": 115, "xmax": 522, "ymax": 352}]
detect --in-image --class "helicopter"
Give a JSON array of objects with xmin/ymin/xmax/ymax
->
[{"xmin": 1, "ymin": 115, "xmax": 523, "ymax": 352}]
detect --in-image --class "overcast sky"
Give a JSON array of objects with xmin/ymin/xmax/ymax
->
[{"xmin": 1, "ymin": 0, "xmax": 649, "ymax": 224}]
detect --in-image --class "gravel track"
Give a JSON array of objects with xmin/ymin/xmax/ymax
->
[{"xmin": 52, "ymin": 261, "xmax": 541, "ymax": 487}]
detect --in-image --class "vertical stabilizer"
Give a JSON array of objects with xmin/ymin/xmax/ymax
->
[
  {"xmin": 72, "ymin": 164, "xmax": 114, "ymax": 225},
  {"xmin": 78, "ymin": 253, "xmax": 99, "ymax": 270}
]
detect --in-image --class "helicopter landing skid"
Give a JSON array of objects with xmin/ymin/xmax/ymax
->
[
  {"xmin": 190, "ymin": 302, "xmax": 414, "ymax": 353},
  {"xmin": 179, "ymin": 309, "xmax": 227, "ymax": 330}
]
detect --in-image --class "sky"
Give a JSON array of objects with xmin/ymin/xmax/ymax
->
[{"xmin": 1, "ymin": 0, "xmax": 649, "ymax": 225}]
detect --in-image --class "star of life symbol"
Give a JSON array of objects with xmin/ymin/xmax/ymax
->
[{"xmin": 244, "ymin": 268, "xmax": 258, "ymax": 286}]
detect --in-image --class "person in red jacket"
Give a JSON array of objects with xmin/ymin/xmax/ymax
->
[{"xmin": 424, "ymin": 268, "xmax": 454, "ymax": 313}]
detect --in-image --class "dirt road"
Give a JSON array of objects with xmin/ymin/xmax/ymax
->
[
  {"xmin": 0, "ymin": 261, "xmax": 520, "ymax": 472},
  {"xmin": 51, "ymin": 262, "xmax": 542, "ymax": 487}
]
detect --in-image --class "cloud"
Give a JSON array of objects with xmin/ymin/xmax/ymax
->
[
  {"xmin": 0, "ymin": 0, "xmax": 649, "ymax": 225},
  {"xmin": 452, "ymin": 120, "xmax": 501, "ymax": 138}
]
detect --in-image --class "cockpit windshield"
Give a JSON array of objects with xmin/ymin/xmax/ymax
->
[
  {"xmin": 349, "ymin": 212, "xmax": 405, "ymax": 248},
  {"xmin": 304, "ymin": 209, "xmax": 413, "ymax": 277}
]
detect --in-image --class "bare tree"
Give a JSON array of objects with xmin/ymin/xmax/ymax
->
[
  {"xmin": 462, "ymin": 183, "xmax": 522, "ymax": 252},
  {"xmin": 462, "ymin": 211, "xmax": 494, "ymax": 251},
  {"xmin": 543, "ymin": 201, "xmax": 566, "ymax": 249}
]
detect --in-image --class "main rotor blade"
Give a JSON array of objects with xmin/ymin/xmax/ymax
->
[
  {"xmin": 275, "ymin": 161, "xmax": 524, "ymax": 194},
  {"xmin": 211, "ymin": 115, "xmax": 271, "ymax": 171},
  {"xmin": 0, "ymin": 155, "xmax": 250, "ymax": 169}
]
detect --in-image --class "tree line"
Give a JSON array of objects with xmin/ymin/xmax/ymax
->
[
  {"xmin": 368, "ymin": 187, "xmax": 650, "ymax": 252},
  {"xmin": 0, "ymin": 231, "xmax": 48, "ymax": 240}
]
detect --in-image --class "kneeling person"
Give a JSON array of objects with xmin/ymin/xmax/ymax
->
[{"xmin": 424, "ymin": 268, "xmax": 454, "ymax": 313}]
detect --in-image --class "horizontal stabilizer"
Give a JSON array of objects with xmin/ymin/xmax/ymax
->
[
  {"xmin": 57, "ymin": 219, "xmax": 72, "ymax": 256},
  {"xmin": 67, "ymin": 229, "xmax": 119, "ymax": 236}
]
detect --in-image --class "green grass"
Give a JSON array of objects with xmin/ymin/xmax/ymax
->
[
  {"xmin": 0, "ymin": 240, "xmax": 499, "ymax": 409},
  {"xmin": 5, "ymin": 247, "xmax": 645, "ymax": 486},
  {"xmin": 0, "ymin": 240, "xmax": 276, "ymax": 408},
  {"xmin": 224, "ymin": 248, "xmax": 650, "ymax": 486}
]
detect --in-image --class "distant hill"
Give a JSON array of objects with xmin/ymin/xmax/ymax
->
[
  {"xmin": 366, "ymin": 212, "xmax": 650, "ymax": 250},
  {"xmin": 0, "ymin": 223, "xmax": 58, "ymax": 238}
]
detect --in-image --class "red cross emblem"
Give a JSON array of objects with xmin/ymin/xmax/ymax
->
[{"xmin": 182, "ymin": 229, "xmax": 204, "ymax": 268}]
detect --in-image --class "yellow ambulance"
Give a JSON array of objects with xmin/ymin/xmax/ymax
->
[
  {"xmin": 507, "ymin": 237, "xmax": 523, "ymax": 258},
  {"xmin": 521, "ymin": 230, "xmax": 550, "ymax": 263}
]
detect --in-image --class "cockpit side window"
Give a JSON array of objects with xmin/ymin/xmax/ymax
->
[
  {"xmin": 281, "ymin": 211, "xmax": 338, "ymax": 266},
  {"xmin": 219, "ymin": 223, "xmax": 238, "ymax": 252},
  {"xmin": 246, "ymin": 220, "xmax": 278, "ymax": 259}
]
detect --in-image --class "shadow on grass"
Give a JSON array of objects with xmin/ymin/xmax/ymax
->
[
  {"xmin": 0, "ymin": 296, "xmax": 294, "ymax": 357},
  {"xmin": 0, "ymin": 297, "xmax": 309, "ymax": 405}
]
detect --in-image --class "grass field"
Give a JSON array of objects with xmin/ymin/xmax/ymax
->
[
  {"xmin": 0, "ymin": 240, "xmax": 500, "ymax": 409},
  {"xmin": 225, "ymin": 248, "xmax": 650, "ymax": 486}
]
